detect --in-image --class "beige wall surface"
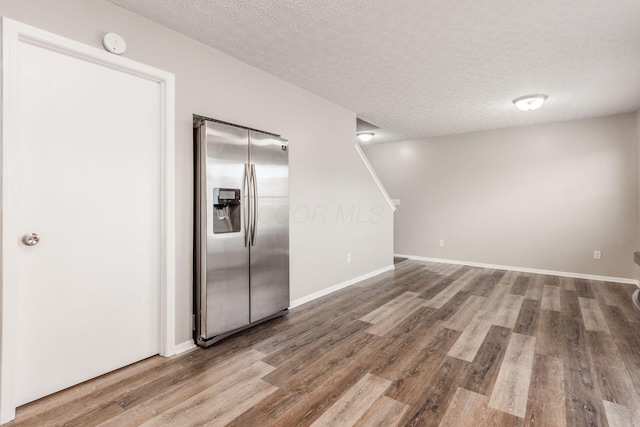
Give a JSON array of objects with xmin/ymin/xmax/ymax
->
[
  {"xmin": 0, "ymin": 0, "xmax": 394, "ymax": 346},
  {"xmin": 365, "ymin": 114, "xmax": 637, "ymax": 279}
]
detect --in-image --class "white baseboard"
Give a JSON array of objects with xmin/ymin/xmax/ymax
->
[
  {"xmin": 290, "ymin": 264, "xmax": 396, "ymax": 309},
  {"xmin": 173, "ymin": 265, "xmax": 395, "ymax": 353},
  {"xmin": 173, "ymin": 339, "xmax": 197, "ymax": 355},
  {"xmin": 395, "ymin": 254, "xmax": 640, "ymax": 286}
]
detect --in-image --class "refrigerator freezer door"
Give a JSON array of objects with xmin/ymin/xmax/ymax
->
[
  {"xmin": 196, "ymin": 121, "xmax": 251, "ymax": 339},
  {"xmin": 249, "ymin": 130, "xmax": 290, "ymax": 321}
]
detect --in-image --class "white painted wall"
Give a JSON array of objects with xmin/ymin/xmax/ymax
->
[
  {"xmin": 636, "ymin": 109, "xmax": 640, "ymax": 275},
  {"xmin": 365, "ymin": 114, "xmax": 637, "ymax": 279},
  {"xmin": 0, "ymin": 0, "xmax": 393, "ymax": 350},
  {"xmin": 636, "ymin": 110, "xmax": 640, "ymax": 251}
]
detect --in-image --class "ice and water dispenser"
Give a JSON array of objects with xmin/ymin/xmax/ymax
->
[{"xmin": 212, "ymin": 188, "xmax": 241, "ymax": 233}]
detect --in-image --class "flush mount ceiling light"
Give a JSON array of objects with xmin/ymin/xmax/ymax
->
[
  {"xmin": 356, "ymin": 131, "xmax": 374, "ymax": 142},
  {"xmin": 513, "ymin": 94, "xmax": 548, "ymax": 111}
]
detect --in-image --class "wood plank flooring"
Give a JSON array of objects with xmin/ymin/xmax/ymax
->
[{"xmin": 7, "ymin": 259, "xmax": 640, "ymax": 426}]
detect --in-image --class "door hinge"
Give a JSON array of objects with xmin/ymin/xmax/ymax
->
[{"xmin": 192, "ymin": 314, "xmax": 196, "ymax": 331}]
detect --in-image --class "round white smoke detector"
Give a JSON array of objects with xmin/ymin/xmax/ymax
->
[{"xmin": 102, "ymin": 33, "xmax": 127, "ymax": 55}]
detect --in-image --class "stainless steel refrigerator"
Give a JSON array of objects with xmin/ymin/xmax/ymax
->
[{"xmin": 194, "ymin": 117, "xmax": 289, "ymax": 347}]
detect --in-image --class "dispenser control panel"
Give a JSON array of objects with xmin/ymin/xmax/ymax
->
[{"xmin": 213, "ymin": 188, "xmax": 240, "ymax": 205}]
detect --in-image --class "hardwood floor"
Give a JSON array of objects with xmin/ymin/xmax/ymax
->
[{"xmin": 7, "ymin": 260, "xmax": 640, "ymax": 426}]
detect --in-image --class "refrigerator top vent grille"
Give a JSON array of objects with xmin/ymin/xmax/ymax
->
[{"xmin": 193, "ymin": 114, "xmax": 282, "ymax": 139}]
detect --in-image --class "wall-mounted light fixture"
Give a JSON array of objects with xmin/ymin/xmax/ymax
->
[
  {"xmin": 513, "ymin": 94, "xmax": 548, "ymax": 111},
  {"xmin": 356, "ymin": 131, "xmax": 374, "ymax": 142}
]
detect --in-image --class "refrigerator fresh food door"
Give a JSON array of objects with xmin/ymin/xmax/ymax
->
[
  {"xmin": 196, "ymin": 121, "xmax": 251, "ymax": 339},
  {"xmin": 249, "ymin": 130, "xmax": 290, "ymax": 322}
]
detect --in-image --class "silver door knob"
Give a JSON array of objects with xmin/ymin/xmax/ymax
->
[{"xmin": 22, "ymin": 233, "xmax": 40, "ymax": 246}]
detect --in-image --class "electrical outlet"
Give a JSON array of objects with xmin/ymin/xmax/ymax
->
[
  {"xmin": 439, "ymin": 239, "xmax": 445, "ymax": 247},
  {"xmin": 593, "ymin": 250, "xmax": 601, "ymax": 260},
  {"xmin": 347, "ymin": 253, "xmax": 351, "ymax": 263}
]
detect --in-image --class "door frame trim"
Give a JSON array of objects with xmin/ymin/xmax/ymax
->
[{"xmin": 0, "ymin": 18, "xmax": 176, "ymax": 423}]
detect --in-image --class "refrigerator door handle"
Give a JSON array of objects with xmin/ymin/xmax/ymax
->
[
  {"xmin": 243, "ymin": 162, "xmax": 251, "ymax": 247},
  {"xmin": 250, "ymin": 163, "xmax": 258, "ymax": 246}
]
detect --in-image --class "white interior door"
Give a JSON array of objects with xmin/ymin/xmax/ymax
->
[{"xmin": 9, "ymin": 27, "xmax": 163, "ymax": 406}]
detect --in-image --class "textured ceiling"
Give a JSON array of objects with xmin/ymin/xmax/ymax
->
[{"xmin": 110, "ymin": 0, "xmax": 640, "ymax": 143}]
